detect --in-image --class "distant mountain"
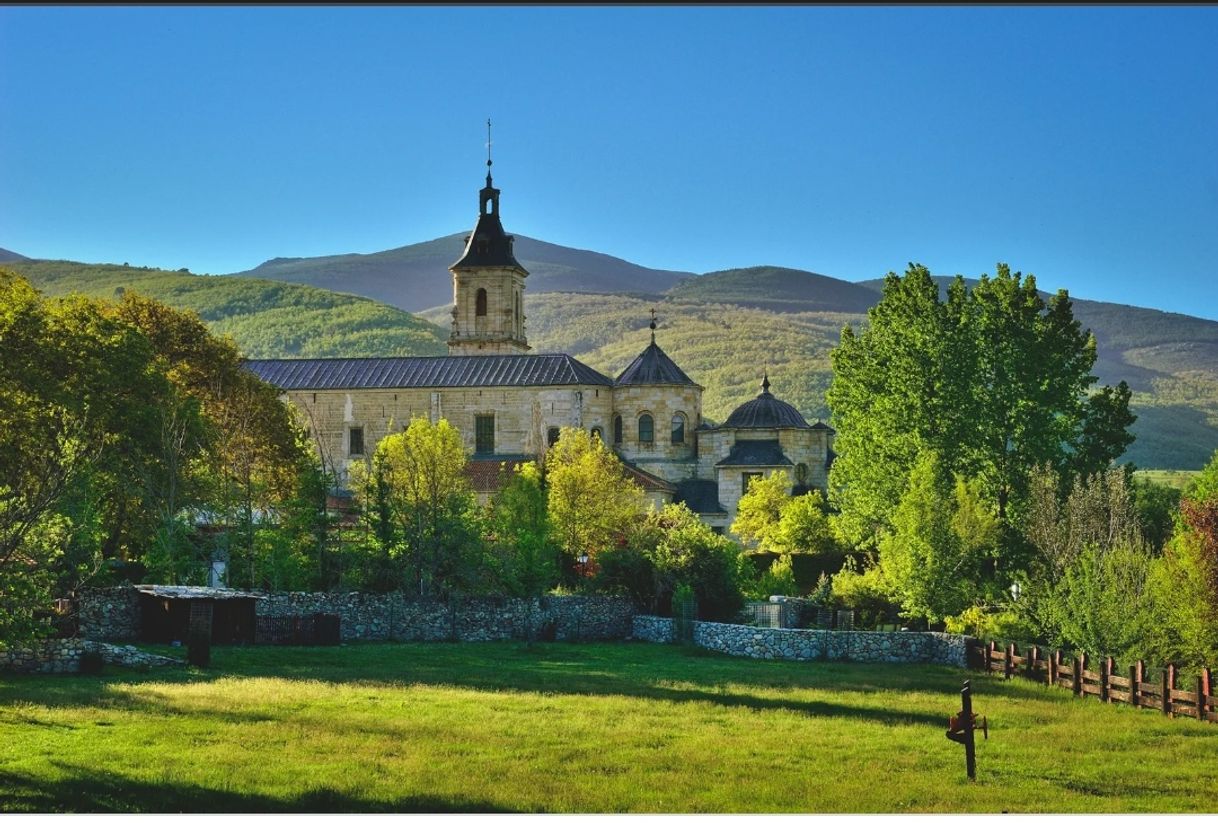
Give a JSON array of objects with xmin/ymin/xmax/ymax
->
[
  {"xmin": 6, "ymin": 259, "xmax": 446, "ymax": 359},
  {"xmin": 0, "ymin": 247, "xmax": 29, "ymax": 262},
  {"xmin": 231, "ymin": 233, "xmax": 694, "ymax": 312},
  {"xmin": 667, "ymin": 266, "xmax": 881, "ymax": 314},
  {"xmin": 11, "ymin": 238, "xmax": 1218, "ymax": 469}
]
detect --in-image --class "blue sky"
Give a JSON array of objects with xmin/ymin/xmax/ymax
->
[{"xmin": 2, "ymin": 6, "xmax": 1216, "ymax": 319}]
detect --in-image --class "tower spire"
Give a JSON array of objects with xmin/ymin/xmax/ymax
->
[
  {"xmin": 761, "ymin": 368, "xmax": 771, "ymax": 394},
  {"xmin": 486, "ymin": 118, "xmax": 493, "ymax": 185},
  {"xmin": 649, "ymin": 308, "xmax": 657, "ymax": 344}
]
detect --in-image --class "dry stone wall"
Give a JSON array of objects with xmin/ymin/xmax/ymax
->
[
  {"xmin": 77, "ymin": 586, "xmax": 140, "ymax": 641},
  {"xmin": 256, "ymin": 592, "xmax": 633, "ymax": 642},
  {"xmin": 0, "ymin": 639, "xmax": 182, "ymax": 674},
  {"xmin": 631, "ymin": 616, "xmax": 970, "ymax": 667},
  {"xmin": 74, "ymin": 586, "xmax": 635, "ymax": 644}
]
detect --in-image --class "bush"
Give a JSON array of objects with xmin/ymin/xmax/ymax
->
[
  {"xmin": 741, "ymin": 553, "xmax": 798, "ymax": 601},
  {"xmin": 944, "ymin": 605, "xmax": 1037, "ymax": 643}
]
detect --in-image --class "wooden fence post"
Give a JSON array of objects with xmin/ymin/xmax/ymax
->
[
  {"xmin": 1197, "ymin": 674, "xmax": 1207, "ymax": 723},
  {"xmin": 1005, "ymin": 643, "xmax": 1014, "ymax": 680},
  {"xmin": 1203, "ymin": 668, "xmax": 1213, "ymax": 723},
  {"xmin": 1048, "ymin": 650, "xmax": 1058, "ymax": 686},
  {"xmin": 1101, "ymin": 656, "xmax": 1112, "ymax": 703},
  {"xmin": 1163, "ymin": 664, "xmax": 1176, "ymax": 717},
  {"xmin": 1073, "ymin": 655, "xmax": 1083, "ymax": 697},
  {"xmin": 986, "ymin": 640, "xmax": 995, "ymax": 675},
  {"xmin": 1028, "ymin": 646, "xmax": 1039, "ymax": 680},
  {"xmin": 1130, "ymin": 663, "xmax": 1140, "ymax": 708}
]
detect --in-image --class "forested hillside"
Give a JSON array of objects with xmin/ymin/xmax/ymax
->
[
  {"xmin": 10, "ymin": 244, "xmax": 1218, "ymax": 469},
  {"xmin": 233, "ymin": 233, "xmax": 693, "ymax": 312},
  {"xmin": 8, "ymin": 260, "xmax": 446, "ymax": 358}
]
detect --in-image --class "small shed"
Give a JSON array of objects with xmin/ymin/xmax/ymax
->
[{"xmin": 136, "ymin": 585, "xmax": 263, "ymax": 645}]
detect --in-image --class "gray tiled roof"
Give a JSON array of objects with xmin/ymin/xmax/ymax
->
[
  {"xmin": 615, "ymin": 340, "xmax": 698, "ymax": 386},
  {"xmin": 715, "ymin": 439, "xmax": 793, "ymax": 468},
  {"xmin": 673, "ymin": 479, "xmax": 726, "ymax": 514},
  {"xmin": 245, "ymin": 355, "xmax": 613, "ymax": 390},
  {"xmin": 722, "ymin": 389, "xmax": 810, "ymax": 429}
]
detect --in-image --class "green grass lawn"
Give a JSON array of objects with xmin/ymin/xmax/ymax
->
[
  {"xmin": 1135, "ymin": 468, "xmax": 1201, "ymax": 490},
  {"xmin": 2, "ymin": 641, "xmax": 1217, "ymax": 812}
]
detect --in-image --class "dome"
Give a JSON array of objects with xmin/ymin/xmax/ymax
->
[{"xmin": 721, "ymin": 374, "xmax": 810, "ymax": 429}]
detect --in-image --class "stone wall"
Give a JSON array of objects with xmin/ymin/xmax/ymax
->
[
  {"xmin": 631, "ymin": 616, "xmax": 971, "ymax": 667},
  {"xmin": 254, "ymin": 592, "xmax": 634, "ymax": 642},
  {"xmin": 73, "ymin": 587, "xmax": 635, "ymax": 645},
  {"xmin": 77, "ymin": 586, "xmax": 140, "ymax": 642},
  {"xmin": 0, "ymin": 638, "xmax": 182, "ymax": 674}
]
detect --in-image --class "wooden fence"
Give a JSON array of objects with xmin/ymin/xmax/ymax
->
[{"xmin": 970, "ymin": 641, "xmax": 1217, "ymax": 723}]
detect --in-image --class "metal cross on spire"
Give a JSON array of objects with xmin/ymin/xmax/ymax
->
[{"xmin": 649, "ymin": 308, "xmax": 657, "ymax": 343}]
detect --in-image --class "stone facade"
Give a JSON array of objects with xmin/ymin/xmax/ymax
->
[
  {"xmin": 631, "ymin": 615, "xmax": 971, "ymax": 667},
  {"xmin": 245, "ymin": 170, "xmax": 838, "ymax": 539},
  {"xmin": 0, "ymin": 638, "xmax": 183, "ymax": 674}
]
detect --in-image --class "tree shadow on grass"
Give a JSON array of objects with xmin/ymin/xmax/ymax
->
[{"xmin": 0, "ymin": 764, "xmax": 515, "ymax": 813}]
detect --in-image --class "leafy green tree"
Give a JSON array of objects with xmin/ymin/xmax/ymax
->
[
  {"xmin": 827, "ymin": 263, "xmax": 1135, "ymax": 553},
  {"xmin": 830, "ymin": 555, "xmax": 900, "ymax": 628},
  {"xmin": 1146, "ymin": 451, "xmax": 1218, "ymax": 664},
  {"xmin": 489, "ymin": 462, "xmax": 559, "ymax": 640},
  {"xmin": 730, "ymin": 471, "xmax": 790, "ymax": 551},
  {"xmin": 740, "ymin": 552, "xmax": 798, "ymax": 601},
  {"xmin": 732, "ymin": 471, "xmax": 838, "ymax": 554},
  {"xmin": 878, "ymin": 451, "xmax": 997, "ymax": 623},
  {"xmin": 357, "ymin": 417, "xmax": 482, "ymax": 597},
  {"xmin": 544, "ymin": 427, "xmax": 646, "ymax": 578},
  {"xmin": 1132, "ymin": 477, "xmax": 1182, "ymax": 552}
]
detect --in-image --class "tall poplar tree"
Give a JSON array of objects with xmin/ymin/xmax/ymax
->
[{"xmin": 827, "ymin": 263, "xmax": 1135, "ymax": 549}]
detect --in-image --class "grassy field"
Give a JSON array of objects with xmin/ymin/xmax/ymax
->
[
  {"xmin": 3, "ymin": 642, "xmax": 1218, "ymax": 812},
  {"xmin": 1135, "ymin": 468, "xmax": 1201, "ymax": 490}
]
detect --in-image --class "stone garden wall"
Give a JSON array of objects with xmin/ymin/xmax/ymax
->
[
  {"xmin": 256, "ymin": 592, "xmax": 634, "ymax": 642},
  {"xmin": 631, "ymin": 616, "xmax": 971, "ymax": 667},
  {"xmin": 77, "ymin": 586, "xmax": 141, "ymax": 641},
  {"xmin": 74, "ymin": 586, "xmax": 635, "ymax": 644},
  {"xmin": 0, "ymin": 638, "xmax": 182, "ymax": 674}
]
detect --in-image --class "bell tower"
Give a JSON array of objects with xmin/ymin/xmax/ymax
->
[{"xmin": 448, "ymin": 121, "xmax": 529, "ymax": 356}]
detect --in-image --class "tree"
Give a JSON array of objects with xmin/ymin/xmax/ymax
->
[
  {"xmin": 489, "ymin": 462, "xmax": 558, "ymax": 641},
  {"xmin": 544, "ymin": 427, "xmax": 646, "ymax": 578},
  {"xmin": 1146, "ymin": 451, "xmax": 1218, "ymax": 664},
  {"xmin": 732, "ymin": 471, "xmax": 838, "ymax": 554},
  {"xmin": 357, "ymin": 417, "xmax": 482, "ymax": 598},
  {"xmin": 827, "ymin": 263, "xmax": 1136, "ymax": 555},
  {"xmin": 878, "ymin": 451, "xmax": 997, "ymax": 623}
]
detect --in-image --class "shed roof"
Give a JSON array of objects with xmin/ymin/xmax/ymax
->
[
  {"xmin": 621, "ymin": 462, "xmax": 677, "ymax": 494},
  {"xmin": 244, "ymin": 354, "xmax": 613, "ymax": 391},
  {"xmin": 135, "ymin": 585, "xmax": 264, "ymax": 601}
]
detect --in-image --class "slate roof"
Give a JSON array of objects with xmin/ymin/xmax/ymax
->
[
  {"xmin": 714, "ymin": 439, "xmax": 794, "ymax": 468},
  {"xmin": 721, "ymin": 377, "xmax": 811, "ymax": 430},
  {"xmin": 673, "ymin": 479, "xmax": 726, "ymax": 514},
  {"xmin": 244, "ymin": 355, "xmax": 613, "ymax": 391},
  {"xmin": 621, "ymin": 462, "xmax": 677, "ymax": 494},
  {"xmin": 451, "ymin": 175, "xmax": 525, "ymax": 272},
  {"xmin": 615, "ymin": 339, "xmax": 699, "ymax": 387}
]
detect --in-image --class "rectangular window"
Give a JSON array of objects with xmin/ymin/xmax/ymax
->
[
  {"xmin": 475, "ymin": 414, "xmax": 495, "ymax": 454},
  {"xmin": 742, "ymin": 471, "xmax": 763, "ymax": 496},
  {"xmin": 349, "ymin": 426, "xmax": 365, "ymax": 458}
]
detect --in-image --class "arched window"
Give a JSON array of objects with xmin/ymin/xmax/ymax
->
[
  {"xmin": 638, "ymin": 413, "xmax": 654, "ymax": 444},
  {"xmin": 547, "ymin": 427, "xmax": 561, "ymax": 447},
  {"xmin": 590, "ymin": 426, "xmax": 604, "ymax": 441},
  {"xmin": 475, "ymin": 288, "xmax": 488, "ymax": 317},
  {"xmin": 613, "ymin": 415, "xmax": 623, "ymax": 444},
  {"xmin": 671, "ymin": 412, "xmax": 686, "ymax": 444}
]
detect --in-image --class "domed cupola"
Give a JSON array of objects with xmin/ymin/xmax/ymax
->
[{"xmin": 722, "ymin": 373, "xmax": 810, "ymax": 429}]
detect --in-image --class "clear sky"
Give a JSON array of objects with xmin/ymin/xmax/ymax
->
[{"xmin": 2, "ymin": 6, "xmax": 1216, "ymax": 319}]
